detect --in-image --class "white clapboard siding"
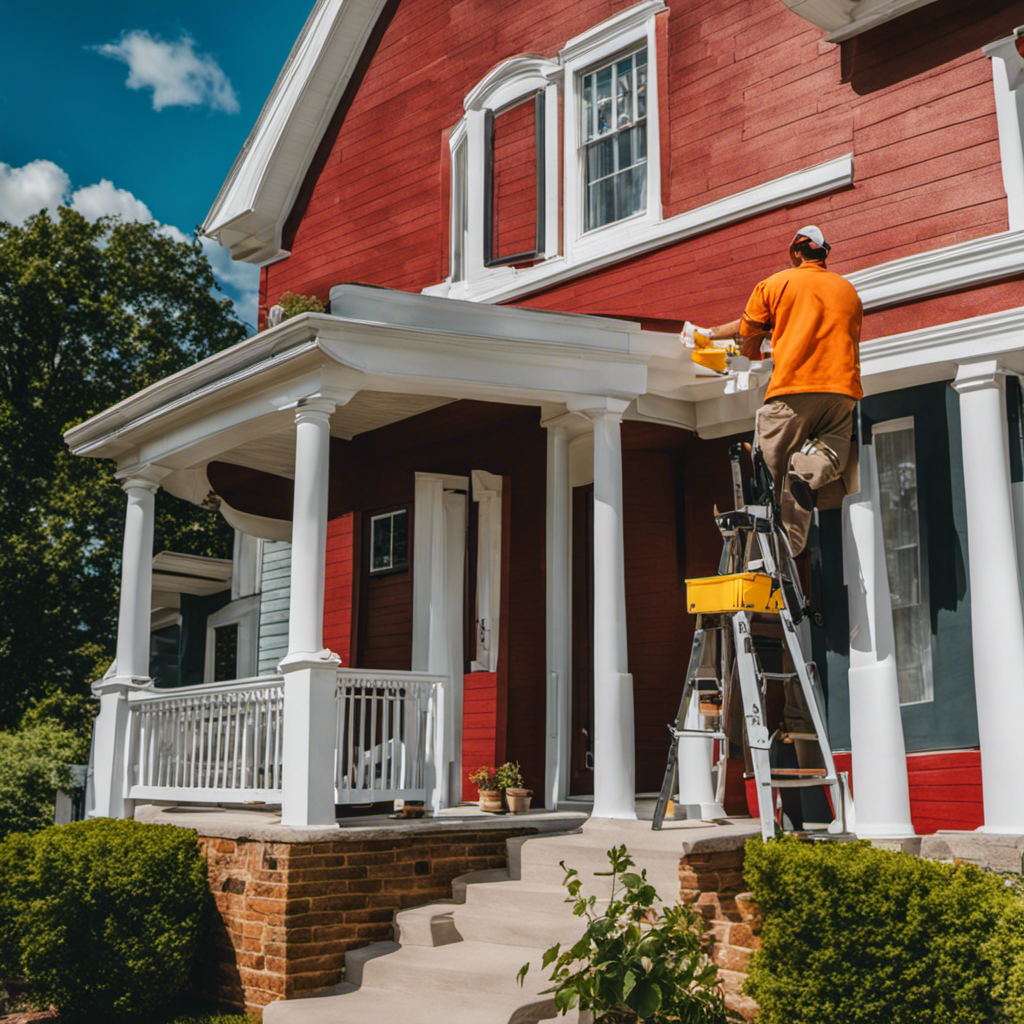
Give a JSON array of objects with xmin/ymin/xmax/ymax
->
[{"xmin": 258, "ymin": 541, "xmax": 291, "ymax": 675}]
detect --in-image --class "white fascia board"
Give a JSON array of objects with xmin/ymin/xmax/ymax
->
[
  {"xmin": 152, "ymin": 551, "xmax": 233, "ymax": 580},
  {"xmin": 860, "ymin": 306, "xmax": 1024, "ymax": 390},
  {"xmin": 202, "ymin": 0, "xmax": 389, "ymax": 262},
  {"xmin": 779, "ymin": 0, "xmax": 941, "ymax": 42},
  {"xmin": 428, "ymin": 154, "xmax": 854, "ymax": 304},
  {"xmin": 847, "ymin": 229, "xmax": 1024, "ymax": 311}
]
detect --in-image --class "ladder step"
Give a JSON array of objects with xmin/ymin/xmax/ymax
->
[
  {"xmin": 770, "ymin": 767, "xmax": 828, "ymax": 777},
  {"xmin": 770, "ymin": 776, "xmax": 838, "ymax": 788},
  {"xmin": 760, "ymin": 671, "xmax": 798, "ymax": 681},
  {"xmin": 672, "ymin": 729, "xmax": 728, "ymax": 741}
]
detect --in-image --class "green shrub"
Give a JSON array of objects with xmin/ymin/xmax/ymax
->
[
  {"xmin": 744, "ymin": 837, "xmax": 1014, "ymax": 1024},
  {"xmin": 0, "ymin": 721, "xmax": 89, "ymax": 839},
  {"xmin": 277, "ymin": 290, "xmax": 325, "ymax": 319},
  {"xmin": 985, "ymin": 875, "xmax": 1024, "ymax": 1021},
  {"xmin": 2, "ymin": 818, "xmax": 207, "ymax": 1019}
]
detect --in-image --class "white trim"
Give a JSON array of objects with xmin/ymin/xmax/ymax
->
[
  {"xmin": 780, "ymin": 0, "xmax": 942, "ymax": 42},
  {"xmin": 561, "ymin": 2, "xmax": 664, "ymax": 259},
  {"xmin": 434, "ymin": 154, "xmax": 854, "ymax": 303},
  {"xmin": 203, "ymin": 0, "xmax": 391, "ymax": 263},
  {"xmin": 470, "ymin": 470, "xmax": 503, "ymax": 673},
  {"xmin": 205, "ymin": 595, "xmax": 260, "ymax": 683},
  {"xmin": 871, "ymin": 415, "xmax": 915, "ymax": 436},
  {"xmin": 984, "ymin": 32, "xmax": 1024, "ymax": 232},
  {"xmin": 848, "ymin": 229, "xmax": 1024, "ymax": 311},
  {"xmin": 464, "ymin": 56, "xmax": 562, "ymax": 114}
]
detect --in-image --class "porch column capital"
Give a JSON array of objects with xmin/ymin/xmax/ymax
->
[
  {"xmin": 952, "ymin": 358, "xmax": 1008, "ymax": 394},
  {"xmin": 116, "ymin": 464, "xmax": 171, "ymax": 493},
  {"xmin": 566, "ymin": 395, "xmax": 631, "ymax": 421}
]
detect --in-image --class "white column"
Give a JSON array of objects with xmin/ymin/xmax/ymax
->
[
  {"xmin": 545, "ymin": 421, "xmax": 572, "ymax": 809},
  {"xmin": 279, "ymin": 398, "xmax": 341, "ymax": 828},
  {"xmin": 572, "ymin": 398, "xmax": 635, "ymax": 819},
  {"xmin": 92, "ymin": 467, "xmax": 166, "ymax": 819},
  {"xmin": 953, "ymin": 361, "xmax": 1024, "ymax": 833},
  {"xmin": 675, "ymin": 699, "xmax": 726, "ymax": 820},
  {"xmin": 843, "ymin": 444, "xmax": 914, "ymax": 838}
]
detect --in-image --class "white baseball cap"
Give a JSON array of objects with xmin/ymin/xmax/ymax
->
[{"xmin": 792, "ymin": 225, "xmax": 831, "ymax": 254}]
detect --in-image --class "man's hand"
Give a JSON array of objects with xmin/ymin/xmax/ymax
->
[{"xmin": 681, "ymin": 321, "xmax": 715, "ymax": 349}]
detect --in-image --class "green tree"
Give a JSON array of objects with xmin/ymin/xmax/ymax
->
[{"xmin": 0, "ymin": 207, "xmax": 246, "ymax": 728}]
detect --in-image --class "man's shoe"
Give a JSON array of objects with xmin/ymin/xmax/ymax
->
[{"xmin": 790, "ymin": 477, "xmax": 817, "ymax": 512}]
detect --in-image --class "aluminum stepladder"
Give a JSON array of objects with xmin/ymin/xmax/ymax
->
[{"xmin": 652, "ymin": 445, "xmax": 851, "ymax": 840}]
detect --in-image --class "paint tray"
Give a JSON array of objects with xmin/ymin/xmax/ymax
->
[{"xmin": 686, "ymin": 572, "xmax": 783, "ymax": 615}]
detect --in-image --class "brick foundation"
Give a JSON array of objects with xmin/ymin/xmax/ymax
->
[
  {"xmin": 679, "ymin": 845, "xmax": 761, "ymax": 1021},
  {"xmin": 197, "ymin": 825, "xmax": 538, "ymax": 1016}
]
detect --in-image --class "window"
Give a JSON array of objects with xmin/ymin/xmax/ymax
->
[
  {"xmin": 212, "ymin": 624, "xmax": 239, "ymax": 683},
  {"xmin": 370, "ymin": 509, "xmax": 409, "ymax": 575},
  {"xmin": 874, "ymin": 417, "xmax": 933, "ymax": 704},
  {"xmin": 580, "ymin": 47, "xmax": 648, "ymax": 231}
]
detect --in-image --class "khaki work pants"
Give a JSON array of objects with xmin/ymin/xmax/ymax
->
[{"xmin": 754, "ymin": 392, "xmax": 856, "ymax": 557}]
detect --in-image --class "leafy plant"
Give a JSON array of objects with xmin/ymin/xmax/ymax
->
[
  {"xmin": 0, "ymin": 721, "xmax": 89, "ymax": 840},
  {"xmin": 277, "ymin": 290, "xmax": 325, "ymax": 319},
  {"xmin": 495, "ymin": 760, "xmax": 525, "ymax": 790},
  {"xmin": 744, "ymin": 836, "xmax": 1014, "ymax": 1024},
  {"xmin": 2, "ymin": 818, "xmax": 207, "ymax": 1019},
  {"xmin": 469, "ymin": 765, "xmax": 499, "ymax": 790},
  {"xmin": 518, "ymin": 845, "xmax": 736, "ymax": 1023}
]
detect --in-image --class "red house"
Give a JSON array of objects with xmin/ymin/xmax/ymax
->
[{"xmin": 66, "ymin": 0, "xmax": 1024, "ymax": 1013}]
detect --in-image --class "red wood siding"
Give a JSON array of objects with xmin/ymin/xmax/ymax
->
[
  {"xmin": 462, "ymin": 671, "xmax": 500, "ymax": 800},
  {"xmin": 264, "ymin": 0, "xmax": 1012, "ymax": 333},
  {"xmin": 324, "ymin": 513, "xmax": 354, "ymax": 666},
  {"xmin": 832, "ymin": 749, "xmax": 985, "ymax": 834},
  {"xmin": 492, "ymin": 97, "xmax": 538, "ymax": 261}
]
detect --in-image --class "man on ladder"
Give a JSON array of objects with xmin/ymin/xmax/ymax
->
[
  {"xmin": 660, "ymin": 227, "xmax": 863, "ymax": 838},
  {"xmin": 684, "ymin": 225, "xmax": 863, "ymax": 555}
]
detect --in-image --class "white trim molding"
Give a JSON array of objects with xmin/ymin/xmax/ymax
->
[
  {"xmin": 432, "ymin": 154, "xmax": 854, "ymax": 304},
  {"xmin": 984, "ymin": 30, "xmax": 1024, "ymax": 231},
  {"xmin": 780, "ymin": 0, "xmax": 942, "ymax": 42},
  {"xmin": 847, "ymin": 229, "xmax": 1024, "ymax": 312}
]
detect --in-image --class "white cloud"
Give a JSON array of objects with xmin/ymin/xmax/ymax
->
[
  {"xmin": 0, "ymin": 159, "xmax": 257, "ymax": 326},
  {"xmin": 95, "ymin": 30, "xmax": 239, "ymax": 114},
  {"xmin": 0, "ymin": 160, "xmax": 71, "ymax": 224},
  {"xmin": 71, "ymin": 179, "xmax": 153, "ymax": 223}
]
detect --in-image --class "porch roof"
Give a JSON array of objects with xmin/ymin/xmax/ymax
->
[{"xmin": 63, "ymin": 285, "xmax": 736, "ymax": 479}]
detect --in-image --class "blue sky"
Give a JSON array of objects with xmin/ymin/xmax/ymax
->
[{"xmin": 1, "ymin": 2, "xmax": 312, "ymax": 329}]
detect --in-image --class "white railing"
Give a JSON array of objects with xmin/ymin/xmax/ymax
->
[
  {"xmin": 125, "ymin": 676, "xmax": 285, "ymax": 803},
  {"xmin": 334, "ymin": 668, "xmax": 445, "ymax": 804}
]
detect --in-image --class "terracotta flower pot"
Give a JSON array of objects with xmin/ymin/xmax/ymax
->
[
  {"xmin": 478, "ymin": 788, "xmax": 503, "ymax": 813},
  {"xmin": 505, "ymin": 787, "xmax": 532, "ymax": 814}
]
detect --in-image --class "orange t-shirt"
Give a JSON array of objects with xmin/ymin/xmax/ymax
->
[{"xmin": 739, "ymin": 263, "xmax": 863, "ymax": 402}]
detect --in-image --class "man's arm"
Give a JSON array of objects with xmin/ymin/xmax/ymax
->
[{"xmin": 706, "ymin": 316, "xmax": 771, "ymax": 359}]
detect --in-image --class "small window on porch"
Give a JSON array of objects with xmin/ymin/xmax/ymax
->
[
  {"xmin": 874, "ymin": 417, "xmax": 934, "ymax": 705},
  {"xmin": 212, "ymin": 623, "xmax": 239, "ymax": 683},
  {"xmin": 370, "ymin": 509, "xmax": 409, "ymax": 575}
]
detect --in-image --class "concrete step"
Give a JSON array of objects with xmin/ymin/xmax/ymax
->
[
  {"xmin": 264, "ymin": 981, "xmax": 563, "ymax": 1024},
  {"xmin": 355, "ymin": 939, "xmax": 550, "ymax": 997},
  {"xmin": 342, "ymin": 941, "xmax": 400, "ymax": 988},
  {"xmin": 451, "ymin": 866, "xmax": 511, "ymax": 903},
  {"xmin": 462, "ymin": 877, "xmax": 577, "ymax": 915},
  {"xmin": 452, "ymin": 900, "xmax": 587, "ymax": 949},
  {"xmin": 393, "ymin": 900, "xmax": 460, "ymax": 947}
]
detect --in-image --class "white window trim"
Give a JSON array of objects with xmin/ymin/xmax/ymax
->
[
  {"xmin": 560, "ymin": 0, "xmax": 664, "ymax": 262},
  {"xmin": 470, "ymin": 470, "xmax": 503, "ymax": 673},
  {"xmin": 205, "ymin": 595, "xmax": 260, "ymax": 683},
  {"xmin": 448, "ymin": 56, "xmax": 561, "ymax": 297},
  {"xmin": 430, "ymin": 0, "xmax": 854, "ymax": 305},
  {"xmin": 983, "ymin": 30, "xmax": 1024, "ymax": 231}
]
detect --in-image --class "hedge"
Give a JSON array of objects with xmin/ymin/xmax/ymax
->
[
  {"xmin": 0, "ymin": 818, "xmax": 208, "ymax": 1019},
  {"xmin": 743, "ymin": 837, "xmax": 1016, "ymax": 1024}
]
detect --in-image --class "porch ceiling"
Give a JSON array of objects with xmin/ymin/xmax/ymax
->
[{"xmin": 217, "ymin": 391, "xmax": 456, "ymax": 478}]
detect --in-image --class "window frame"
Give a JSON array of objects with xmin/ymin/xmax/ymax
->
[
  {"xmin": 204, "ymin": 594, "xmax": 260, "ymax": 684},
  {"xmin": 368, "ymin": 507, "xmax": 411, "ymax": 577},
  {"xmin": 873, "ymin": 415, "xmax": 934, "ymax": 707},
  {"xmin": 560, "ymin": 0, "xmax": 664, "ymax": 259}
]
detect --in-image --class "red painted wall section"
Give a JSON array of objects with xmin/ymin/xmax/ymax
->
[
  {"xmin": 324, "ymin": 513, "xmax": 354, "ymax": 667},
  {"xmin": 832, "ymin": 749, "xmax": 984, "ymax": 835},
  {"xmin": 492, "ymin": 98, "xmax": 538, "ymax": 261},
  {"xmin": 462, "ymin": 671, "xmax": 500, "ymax": 801},
  {"xmin": 263, "ymin": 0, "xmax": 1012, "ymax": 332}
]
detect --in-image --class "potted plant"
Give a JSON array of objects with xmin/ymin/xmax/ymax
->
[
  {"xmin": 497, "ymin": 761, "xmax": 532, "ymax": 814},
  {"xmin": 469, "ymin": 766, "xmax": 503, "ymax": 812}
]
